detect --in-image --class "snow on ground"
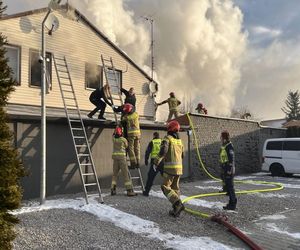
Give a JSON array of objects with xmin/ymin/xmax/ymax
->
[
  {"xmin": 194, "ymin": 185, "xmax": 221, "ymax": 190},
  {"xmin": 250, "ymin": 193, "xmax": 294, "ymax": 198},
  {"xmin": 263, "ymin": 223, "xmax": 300, "ymax": 240},
  {"xmin": 150, "ymin": 190, "xmax": 224, "ymax": 209},
  {"xmin": 257, "ymin": 214, "xmax": 287, "ymax": 221},
  {"xmin": 12, "ymin": 198, "xmax": 235, "ymax": 250},
  {"xmin": 281, "ymin": 183, "xmax": 300, "ymax": 189}
]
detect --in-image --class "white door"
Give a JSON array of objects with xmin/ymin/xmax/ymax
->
[{"xmin": 282, "ymin": 140, "xmax": 300, "ymax": 173}]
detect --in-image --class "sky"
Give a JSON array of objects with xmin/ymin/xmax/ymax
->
[{"xmin": 3, "ymin": 0, "xmax": 300, "ymax": 120}]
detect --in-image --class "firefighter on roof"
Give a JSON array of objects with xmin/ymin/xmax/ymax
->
[
  {"xmin": 121, "ymin": 103, "xmax": 141, "ymax": 169},
  {"xmin": 156, "ymin": 92, "xmax": 181, "ymax": 121},
  {"xmin": 111, "ymin": 126, "xmax": 136, "ymax": 197},
  {"xmin": 154, "ymin": 120, "xmax": 185, "ymax": 217},
  {"xmin": 195, "ymin": 103, "xmax": 207, "ymax": 115}
]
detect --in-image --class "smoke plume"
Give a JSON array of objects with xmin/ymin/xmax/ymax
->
[{"xmin": 71, "ymin": 0, "xmax": 247, "ymax": 119}]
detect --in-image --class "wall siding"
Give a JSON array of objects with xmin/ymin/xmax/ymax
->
[{"xmin": 0, "ymin": 10, "xmax": 155, "ymax": 118}]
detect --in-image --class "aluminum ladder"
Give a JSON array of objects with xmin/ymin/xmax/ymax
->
[
  {"xmin": 53, "ymin": 55, "xmax": 104, "ymax": 204},
  {"xmin": 101, "ymin": 55, "xmax": 145, "ymax": 192}
]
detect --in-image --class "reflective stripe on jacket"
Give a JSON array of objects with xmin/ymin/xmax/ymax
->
[
  {"xmin": 150, "ymin": 139, "xmax": 162, "ymax": 159},
  {"xmin": 164, "ymin": 135, "xmax": 183, "ymax": 175},
  {"xmin": 123, "ymin": 112, "xmax": 141, "ymax": 137},
  {"xmin": 168, "ymin": 97, "xmax": 179, "ymax": 111},
  {"xmin": 112, "ymin": 137, "xmax": 128, "ymax": 160}
]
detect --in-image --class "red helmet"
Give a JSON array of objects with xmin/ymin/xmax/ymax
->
[
  {"xmin": 114, "ymin": 127, "xmax": 123, "ymax": 136},
  {"xmin": 167, "ymin": 120, "xmax": 180, "ymax": 132},
  {"xmin": 123, "ymin": 103, "xmax": 133, "ymax": 114},
  {"xmin": 221, "ymin": 130, "xmax": 230, "ymax": 140}
]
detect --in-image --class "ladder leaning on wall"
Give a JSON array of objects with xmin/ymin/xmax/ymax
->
[
  {"xmin": 101, "ymin": 55, "xmax": 145, "ymax": 193},
  {"xmin": 53, "ymin": 55, "xmax": 104, "ymax": 204}
]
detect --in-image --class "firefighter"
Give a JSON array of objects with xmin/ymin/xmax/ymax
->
[
  {"xmin": 121, "ymin": 87, "xmax": 136, "ymax": 107},
  {"xmin": 220, "ymin": 130, "xmax": 237, "ymax": 210},
  {"xmin": 156, "ymin": 92, "xmax": 181, "ymax": 121},
  {"xmin": 154, "ymin": 120, "xmax": 185, "ymax": 217},
  {"xmin": 111, "ymin": 126, "xmax": 136, "ymax": 197},
  {"xmin": 195, "ymin": 103, "xmax": 207, "ymax": 115},
  {"xmin": 143, "ymin": 132, "xmax": 163, "ymax": 196},
  {"xmin": 121, "ymin": 103, "xmax": 141, "ymax": 168},
  {"xmin": 87, "ymin": 84, "xmax": 112, "ymax": 120}
]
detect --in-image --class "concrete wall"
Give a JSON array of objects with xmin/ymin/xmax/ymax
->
[
  {"xmin": 10, "ymin": 117, "xmax": 189, "ymax": 200},
  {"xmin": 186, "ymin": 114, "xmax": 286, "ymax": 180}
]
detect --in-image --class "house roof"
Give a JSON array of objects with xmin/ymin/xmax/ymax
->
[
  {"xmin": 0, "ymin": 4, "xmax": 157, "ymax": 84},
  {"xmin": 283, "ymin": 120, "xmax": 300, "ymax": 128}
]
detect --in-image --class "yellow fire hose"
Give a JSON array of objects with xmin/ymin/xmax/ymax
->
[{"xmin": 182, "ymin": 113, "xmax": 284, "ymax": 218}]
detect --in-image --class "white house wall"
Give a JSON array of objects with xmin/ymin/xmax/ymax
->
[{"xmin": 0, "ymin": 9, "xmax": 155, "ymax": 119}]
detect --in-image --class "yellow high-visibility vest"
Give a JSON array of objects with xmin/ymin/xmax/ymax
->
[
  {"xmin": 164, "ymin": 135, "xmax": 183, "ymax": 175},
  {"xmin": 124, "ymin": 112, "xmax": 141, "ymax": 137},
  {"xmin": 112, "ymin": 137, "xmax": 127, "ymax": 159},
  {"xmin": 220, "ymin": 143, "xmax": 230, "ymax": 164},
  {"xmin": 150, "ymin": 138, "xmax": 162, "ymax": 158},
  {"xmin": 168, "ymin": 97, "xmax": 179, "ymax": 111}
]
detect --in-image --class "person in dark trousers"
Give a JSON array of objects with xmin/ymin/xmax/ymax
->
[
  {"xmin": 87, "ymin": 84, "xmax": 112, "ymax": 120},
  {"xmin": 143, "ymin": 132, "xmax": 163, "ymax": 196},
  {"xmin": 121, "ymin": 87, "xmax": 136, "ymax": 107},
  {"xmin": 220, "ymin": 130, "xmax": 237, "ymax": 210}
]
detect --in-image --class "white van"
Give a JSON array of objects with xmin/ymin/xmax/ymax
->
[{"xmin": 262, "ymin": 138, "xmax": 300, "ymax": 176}]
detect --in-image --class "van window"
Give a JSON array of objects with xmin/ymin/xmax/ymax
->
[
  {"xmin": 266, "ymin": 141, "xmax": 282, "ymax": 150},
  {"xmin": 283, "ymin": 141, "xmax": 300, "ymax": 151}
]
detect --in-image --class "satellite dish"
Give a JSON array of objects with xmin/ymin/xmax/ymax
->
[
  {"xmin": 45, "ymin": 14, "xmax": 60, "ymax": 35},
  {"xmin": 149, "ymin": 81, "xmax": 158, "ymax": 94},
  {"xmin": 48, "ymin": 0, "xmax": 62, "ymax": 10}
]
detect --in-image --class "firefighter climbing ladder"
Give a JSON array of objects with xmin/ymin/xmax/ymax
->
[
  {"xmin": 53, "ymin": 55, "xmax": 104, "ymax": 204},
  {"xmin": 101, "ymin": 55, "xmax": 145, "ymax": 192}
]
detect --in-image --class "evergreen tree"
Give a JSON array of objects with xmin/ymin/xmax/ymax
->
[
  {"xmin": 282, "ymin": 90, "xmax": 300, "ymax": 121},
  {"xmin": 0, "ymin": 2, "xmax": 26, "ymax": 249}
]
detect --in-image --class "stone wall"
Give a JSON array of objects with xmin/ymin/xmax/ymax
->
[{"xmin": 185, "ymin": 114, "xmax": 286, "ymax": 180}]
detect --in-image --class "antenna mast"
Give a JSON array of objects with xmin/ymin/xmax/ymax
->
[{"xmin": 142, "ymin": 16, "xmax": 154, "ymax": 81}]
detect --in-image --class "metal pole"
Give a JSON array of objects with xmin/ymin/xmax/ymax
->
[
  {"xmin": 40, "ymin": 9, "xmax": 51, "ymax": 205},
  {"xmin": 150, "ymin": 18, "xmax": 154, "ymax": 81}
]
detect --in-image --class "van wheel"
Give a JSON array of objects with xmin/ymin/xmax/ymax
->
[{"xmin": 270, "ymin": 164, "xmax": 285, "ymax": 177}]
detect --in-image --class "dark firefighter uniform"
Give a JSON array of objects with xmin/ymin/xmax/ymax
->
[
  {"xmin": 154, "ymin": 132, "xmax": 184, "ymax": 216},
  {"xmin": 143, "ymin": 137, "xmax": 163, "ymax": 196},
  {"xmin": 220, "ymin": 142, "xmax": 237, "ymax": 210}
]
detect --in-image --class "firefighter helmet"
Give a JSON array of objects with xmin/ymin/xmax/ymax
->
[
  {"xmin": 221, "ymin": 130, "xmax": 230, "ymax": 140},
  {"xmin": 167, "ymin": 120, "xmax": 180, "ymax": 132},
  {"xmin": 114, "ymin": 127, "xmax": 123, "ymax": 136},
  {"xmin": 123, "ymin": 103, "xmax": 133, "ymax": 114}
]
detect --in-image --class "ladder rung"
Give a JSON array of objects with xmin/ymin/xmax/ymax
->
[
  {"xmin": 74, "ymin": 136, "xmax": 85, "ymax": 139},
  {"xmin": 64, "ymin": 97, "xmax": 75, "ymax": 100},
  {"xmin": 61, "ymin": 83, "xmax": 71, "ymax": 86},
  {"xmin": 87, "ymin": 194, "xmax": 100, "ymax": 197},
  {"xmin": 63, "ymin": 90, "xmax": 74, "ymax": 93},
  {"xmin": 56, "ymin": 63, "xmax": 66, "ymax": 67},
  {"xmin": 75, "ymin": 144, "xmax": 87, "ymax": 147},
  {"xmin": 70, "ymin": 119, "xmax": 81, "ymax": 122},
  {"xmin": 84, "ymin": 183, "xmax": 97, "ymax": 186},
  {"xmin": 82, "ymin": 173, "xmax": 95, "ymax": 176},
  {"xmin": 54, "ymin": 57, "xmax": 65, "ymax": 61},
  {"xmin": 58, "ymin": 70, "xmax": 68, "ymax": 73},
  {"xmin": 66, "ymin": 105, "xmax": 77, "ymax": 107},
  {"xmin": 72, "ymin": 128, "xmax": 83, "ymax": 130},
  {"xmin": 131, "ymin": 177, "xmax": 140, "ymax": 180},
  {"xmin": 78, "ymin": 154, "xmax": 89, "ymax": 156},
  {"xmin": 80, "ymin": 163, "xmax": 92, "ymax": 166},
  {"xmin": 60, "ymin": 77, "xmax": 71, "ymax": 79}
]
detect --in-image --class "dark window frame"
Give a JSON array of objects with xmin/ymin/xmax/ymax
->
[
  {"xmin": 4, "ymin": 43, "xmax": 22, "ymax": 85},
  {"xmin": 29, "ymin": 49, "xmax": 52, "ymax": 88},
  {"xmin": 266, "ymin": 141, "xmax": 283, "ymax": 151},
  {"xmin": 85, "ymin": 63, "xmax": 103, "ymax": 90},
  {"xmin": 106, "ymin": 68, "xmax": 122, "ymax": 94},
  {"xmin": 283, "ymin": 141, "xmax": 300, "ymax": 151}
]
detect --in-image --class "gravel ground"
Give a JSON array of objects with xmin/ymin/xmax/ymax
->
[{"xmin": 12, "ymin": 173, "xmax": 300, "ymax": 250}]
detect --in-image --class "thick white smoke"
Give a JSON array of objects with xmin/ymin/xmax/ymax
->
[{"xmin": 72, "ymin": 0, "xmax": 247, "ymax": 119}]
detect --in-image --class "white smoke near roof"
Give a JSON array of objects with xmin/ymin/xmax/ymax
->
[{"xmin": 72, "ymin": 0, "xmax": 247, "ymax": 118}]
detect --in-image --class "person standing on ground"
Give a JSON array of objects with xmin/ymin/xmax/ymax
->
[
  {"xmin": 156, "ymin": 92, "xmax": 181, "ymax": 121},
  {"xmin": 121, "ymin": 87, "xmax": 136, "ymax": 107},
  {"xmin": 121, "ymin": 103, "xmax": 141, "ymax": 169},
  {"xmin": 154, "ymin": 120, "xmax": 185, "ymax": 217},
  {"xmin": 143, "ymin": 132, "xmax": 163, "ymax": 196},
  {"xmin": 87, "ymin": 84, "xmax": 112, "ymax": 120},
  {"xmin": 111, "ymin": 126, "xmax": 136, "ymax": 197},
  {"xmin": 219, "ymin": 130, "xmax": 237, "ymax": 210}
]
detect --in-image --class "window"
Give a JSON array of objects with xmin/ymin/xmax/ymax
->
[
  {"xmin": 266, "ymin": 141, "xmax": 282, "ymax": 150},
  {"xmin": 283, "ymin": 141, "xmax": 300, "ymax": 151},
  {"xmin": 4, "ymin": 44, "xmax": 21, "ymax": 84},
  {"xmin": 85, "ymin": 63, "xmax": 102, "ymax": 89},
  {"xmin": 30, "ymin": 50, "xmax": 52, "ymax": 87},
  {"xmin": 106, "ymin": 68, "xmax": 122, "ymax": 95}
]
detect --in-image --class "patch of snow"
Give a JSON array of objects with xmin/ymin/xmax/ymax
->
[
  {"xmin": 195, "ymin": 185, "xmax": 221, "ymax": 190},
  {"xmin": 203, "ymin": 180, "xmax": 219, "ymax": 184},
  {"xmin": 235, "ymin": 176, "xmax": 255, "ymax": 180},
  {"xmin": 150, "ymin": 190, "xmax": 224, "ymax": 209},
  {"xmin": 264, "ymin": 223, "xmax": 300, "ymax": 240},
  {"xmin": 250, "ymin": 193, "xmax": 293, "ymax": 198},
  {"xmin": 281, "ymin": 183, "xmax": 300, "ymax": 189},
  {"xmin": 251, "ymin": 172, "xmax": 269, "ymax": 176},
  {"xmin": 12, "ymin": 198, "xmax": 235, "ymax": 250},
  {"xmin": 258, "ymin": 214, "xmax": 286, "ymax": 221}
]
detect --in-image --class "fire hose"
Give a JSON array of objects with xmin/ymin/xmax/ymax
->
[{"xmin": 182, "ymin": 113, "xmax": 284, "ymax": 250}]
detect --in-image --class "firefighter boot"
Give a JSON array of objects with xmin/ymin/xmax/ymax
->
[
  {"xmin": 169, "ymin": 200, "xmax": 185, "ymax": 217},
  {"xmin": 111, "ymin": 185, "xmax": 116, "ymax": 196},
  {"xmin": 223, "ymin": 199, "xmax": 237, "ymax": 210},
  {"xmin": 127, "ymin": 189, "xmax": 137, "ymax": 197}
]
